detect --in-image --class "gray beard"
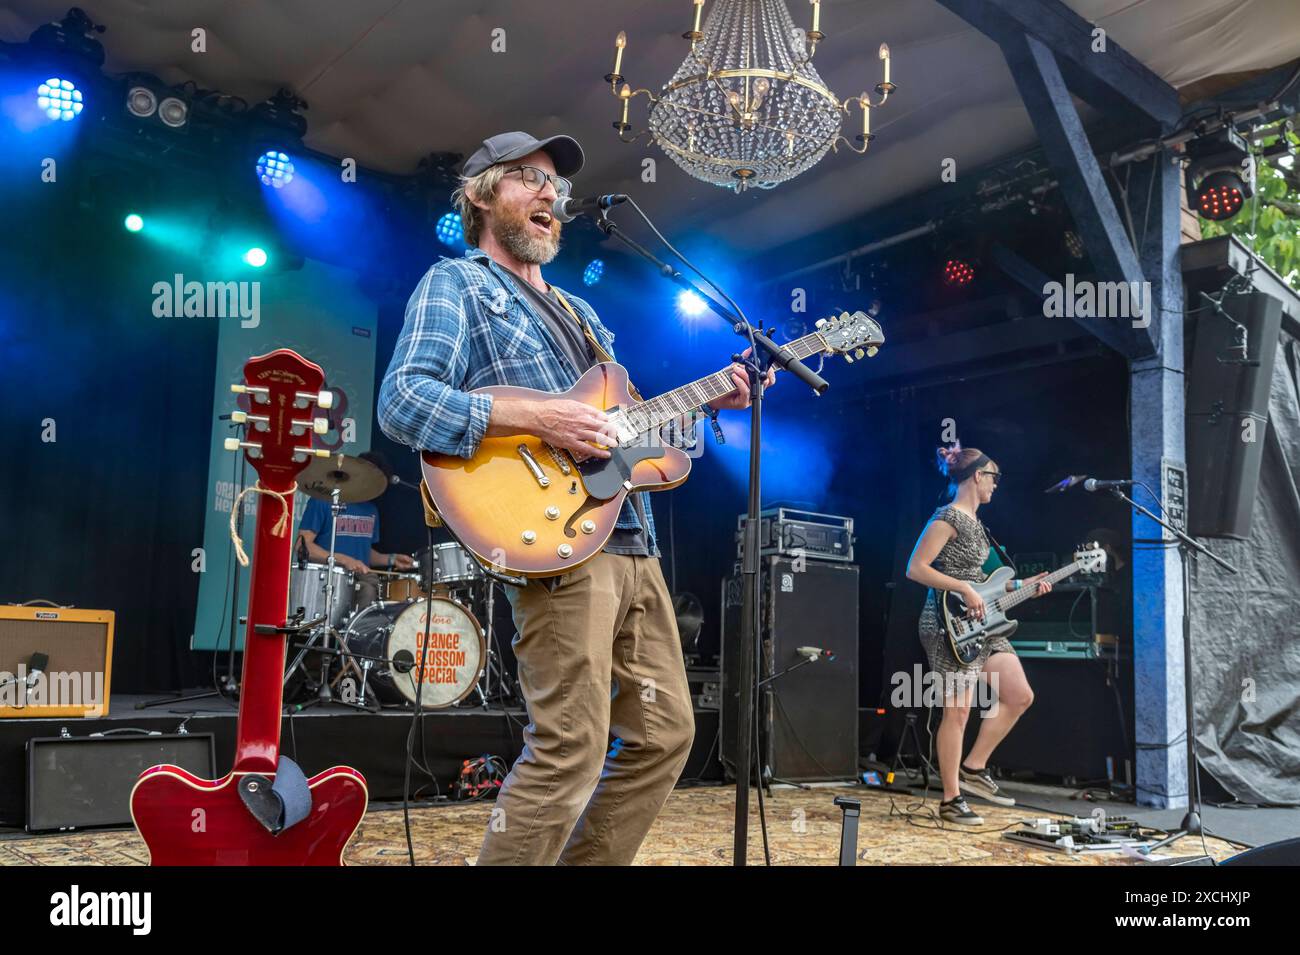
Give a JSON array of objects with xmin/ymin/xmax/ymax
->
[{"xmin": 493, "ymin": 217, "xmax": 560, "ymax": 265}]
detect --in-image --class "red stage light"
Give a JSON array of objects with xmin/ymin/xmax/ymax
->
[{"xmin": 943, "ymin": 258, "xmax": 975, "ymax": 287}]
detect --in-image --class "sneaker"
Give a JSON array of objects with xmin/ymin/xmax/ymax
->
[
  {"xmin": 939, "ymin": 796, "xmax": 983, "ymax": 826},
  {"xmin": 960, "ymin": 764, "xmax": 1015, "ymax": 806}
]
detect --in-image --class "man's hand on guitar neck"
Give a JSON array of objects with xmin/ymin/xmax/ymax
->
[
  {"xmin": 486, "ymin": 397, "xmax": 620, "ymax": 460},
  {"xmin": 710, "ymin": 346, "xmax": 778, "ymax": 412}
]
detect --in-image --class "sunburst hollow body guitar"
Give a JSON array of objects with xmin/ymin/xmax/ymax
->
[{"xmin": 422, "ymin": 311, "xmax": 884, "ymax": 578}]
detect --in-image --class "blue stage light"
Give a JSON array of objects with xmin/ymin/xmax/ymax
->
[
  {"xmin": 37, "ymin": 78, "xmax": 83, "ymax": 121},
  {"xmin": 583, "ymin": 259, "xmax": 605, "ymax": 287},
  {"xmin": 436, "ymin": 212, "xmax": 464, "ymax": 247},
  {"xmin": 256, "ymin": 150, "xmax": 295, "ymax": 188},
  {"xmin": 243, "ymin": 247, "xmax": 268, "ymax": 268},
  {"xmin": 123, "ymin": 214, "xmax": 144, "ymax": 233},
  {"xmin": 678, "ymin": 289, "xmax": 708, "ymax": 317}
]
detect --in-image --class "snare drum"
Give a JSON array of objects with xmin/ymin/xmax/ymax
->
[
  {"xmin": 288, "ymin": 562, "xmax": 355, "ymax": 630},
  {"xmin": 417, "ymin": 542, "xmax": 484, "ymax": 589},
  {"xmin": 343, "ymin": 598, "xmax": 485, "ymax": 708}
]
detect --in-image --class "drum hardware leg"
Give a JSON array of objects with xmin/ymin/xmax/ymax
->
[{"xmin": 355, "ymin": 658, "xmax": 375, "ymax": 709}]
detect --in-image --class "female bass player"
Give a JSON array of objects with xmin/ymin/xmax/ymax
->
[{"xmin": 905, "ymin": 443, "xmax": 1053, "ymax": 826}]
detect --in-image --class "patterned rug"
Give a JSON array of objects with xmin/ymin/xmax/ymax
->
[{"xmin": 0, "ymin": 785, "xmax": 1235, "ymax": 866}]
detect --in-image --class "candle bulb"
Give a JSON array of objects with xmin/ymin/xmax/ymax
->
[
  {"xmin": 811, "ymin": 0, "xmax": 821, "ymax": 34},
  {"xmin": 614, "ymin": 31, "xmax": 626, "ymax": 77},
  {"xmin": 862, "ymin": 97, "xmax": 870, "ymax": 138},
  {"xmin": 693, "ymin": 0, "xmax": 704, "ymax": 34},
  {"xmin": 880, "ymin": 43, "xmax": 891, "ymax": 85}
]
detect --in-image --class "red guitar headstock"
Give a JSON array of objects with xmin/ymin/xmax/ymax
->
[{"xmin": 225, "ymin": 349, "xmax": 332, "ymax": 490}]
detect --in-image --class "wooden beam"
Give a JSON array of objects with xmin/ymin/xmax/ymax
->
[
  {"xmin": 933, "ymin": 0, "xmax": 1181, "ymax": 127},
  {"xmin": 1000, "ymin": 31, "xmax": 1156, "ymax": 357},
  {"xmin": 987, "ymin": 241, "xmax": 1139, "ymax": 355}
]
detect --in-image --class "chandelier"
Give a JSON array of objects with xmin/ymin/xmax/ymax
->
[{"xmin": 604, "ymin": 0, "xmax": 895, "ymax": 192}]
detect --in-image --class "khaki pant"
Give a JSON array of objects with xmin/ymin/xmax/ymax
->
[{"xmin": 477, "ymin": 553, "xmax": 695, "ymax": 865}]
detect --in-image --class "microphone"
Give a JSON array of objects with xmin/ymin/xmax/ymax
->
[
  {"xmin": 796, "ymin": 647, "xmax": 837, "ymax": 662},
  {"xmin": 552, "ymin": 193, "xmax": 629, "ymax": 223},
  {"xmin": 26, "ymin": 652, "xmax": 48, "ymax": 688},
  {"xmin": 1044, "ymin": 475, "xmax": 1088, "ymax": 494},
  {"xmin": 391, "ymin": 649, "xmax": 415, "ymax": 674},
  {"xmin": 1083, "ymin": 478, "xmax": 1136, "ymax": 492}
]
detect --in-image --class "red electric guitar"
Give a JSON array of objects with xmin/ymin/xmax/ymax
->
[{"xmin": 131, "ymin": 349, "xmax": 368, "ymax": 865}]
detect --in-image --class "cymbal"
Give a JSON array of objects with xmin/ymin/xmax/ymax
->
[{"xmin": 299, "ymin": 453, "xmax": 387, "ymax": 504}]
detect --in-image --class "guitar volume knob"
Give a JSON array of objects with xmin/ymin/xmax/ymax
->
[
  {"xmin": 521, "ymin": 530, "xmax": 537, "ymax": 545},
  {"xmin": 557, "ymin": 544, "xmax": 573, "ymax": 558},
  {"xmin": 580, "ymin": 520, "xmax": 596, "ymax": 535},
  {"xmin": 545, "ymin": 506, "xmax": 560, "ymax": 520}
]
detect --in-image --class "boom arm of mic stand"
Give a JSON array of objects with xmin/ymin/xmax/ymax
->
[
  {"xmin": 594, "ymin": 215, "xmax": 828, "ymax": 395},
  {"xmin": 1106, "ymin": 487, "xmax": 1238, "ymax": 574}
]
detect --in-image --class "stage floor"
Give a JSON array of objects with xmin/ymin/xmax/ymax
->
[{"xmin": 0, "ymin": 784, "xmax": 1239, "ymax": 866}]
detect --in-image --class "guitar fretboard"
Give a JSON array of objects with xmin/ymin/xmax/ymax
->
[
  {"xmin": 621, "ymin": 331, "xmax": 827, "ymax": 434},
  {"xmin": 992, "ymin": 560, "xmax": 1083, "ymax": 613}
]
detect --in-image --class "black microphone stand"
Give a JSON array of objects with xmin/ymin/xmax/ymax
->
[
  {"xmin": 1102, "ymin": 485, "xmax": 1237, "ymax": 853},
  {"xmin": 594, "ymin": 208, "xmax": 827, "ymax": 865}
]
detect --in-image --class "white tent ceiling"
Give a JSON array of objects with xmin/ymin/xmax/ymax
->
[{"xmin": 2, "ymin": 0, "xmax": 1298, "ymax": 256}]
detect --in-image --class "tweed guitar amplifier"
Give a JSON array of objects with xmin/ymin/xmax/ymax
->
[{"xmin": 0, "ymin": 607, "xmax": 114, "ymax": 718}]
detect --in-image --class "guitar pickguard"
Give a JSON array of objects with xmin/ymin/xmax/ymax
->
[{"xmin": 576, "ymin": 439, "xmax": 672, "ymax": 500}]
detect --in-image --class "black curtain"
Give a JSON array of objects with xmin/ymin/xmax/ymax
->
[{"xmin": 1, "ymin": 196, "xmax": 215, "ymax": 693}]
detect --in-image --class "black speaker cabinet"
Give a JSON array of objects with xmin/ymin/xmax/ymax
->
[
  {"xmin": 721, "ymin": 557, "xmax": 859, "ymax": 783},
  {"xmin": 1186, "ymin": 289, "xmax": 1283, "ymax": 539},
  {"xmin": 26, "ymin": 732, "xmax": 215, "ymax": 832}
]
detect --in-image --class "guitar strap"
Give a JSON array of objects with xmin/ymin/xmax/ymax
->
[
  {"xmin": 419, "ymin": 285, "xmax": 642, "ymax": 531},
  {"xmin": 980, "ymin": 520, "xmax": 1018, "ymax": 575},
  {"xmin": 552, "ymin": 286, "xmax": 645, "ymax": 401}
]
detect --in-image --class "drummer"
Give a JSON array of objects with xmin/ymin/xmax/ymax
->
[{"xmin": 297, "ymin": 451, "xmax": 415, "ymax": 608}]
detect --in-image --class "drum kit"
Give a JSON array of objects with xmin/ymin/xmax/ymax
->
[{"xmin": 283, "ymin": 453, "xmax": 514, "ymax": 712}]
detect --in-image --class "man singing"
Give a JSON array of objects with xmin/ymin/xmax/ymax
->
[{"xmin": 378, "ymin": 131, "xmax": 771, "ymax": 864}]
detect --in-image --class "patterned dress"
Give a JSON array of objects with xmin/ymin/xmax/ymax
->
[{"xmin": 917, "ymin": 504, "xmax": 1017, "ymax": 676}]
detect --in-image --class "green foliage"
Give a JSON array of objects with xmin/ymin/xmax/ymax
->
[{"xmin": 1200, "ymin": 129, "xmax": 1300, "ymax": 289}]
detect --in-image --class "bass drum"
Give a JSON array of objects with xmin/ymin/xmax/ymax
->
[{"xmin": 342, "ymin": 598, "xmax": 485, "ymax": 708}]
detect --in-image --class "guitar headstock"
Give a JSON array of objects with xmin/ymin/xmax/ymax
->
[
  {"xmin": 224, "ymin": 349, "xmax": 332, "ymax": 488},
  {"xmin": 1074, "ymin": 541, "xmax": 1108, "ymax": 574},
  {"xmin": 811, "ymin": 310, "xmax": 886, "ymax": 363}
]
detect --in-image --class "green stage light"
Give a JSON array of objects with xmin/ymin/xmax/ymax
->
[
  {"xmin": 124, "ymin": 214, "xmax": 144, "ymax": 233},
  {"xmin": 243, "ymin": 247, "xmax": 268, "ymax": 268}
]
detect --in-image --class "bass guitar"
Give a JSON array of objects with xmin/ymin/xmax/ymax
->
[{"xmin": 940, "ymin": 543, "xmax": 1107, "ymax": 664}]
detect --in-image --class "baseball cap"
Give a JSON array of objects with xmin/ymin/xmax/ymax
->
[{"xmin": 461, "ymin": 131, "xmax": 585, "ymax": 179}]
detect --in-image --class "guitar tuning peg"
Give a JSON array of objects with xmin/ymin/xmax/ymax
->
[
  {"xmin": 297, "ymin": 389, "xmax": 334, "ymax": 409},
  {"xmin": 224, "ymin": 437, "xmax": 240, "ymax": 452},
  {"xmin": 815, "ymin": 318, "xmax": 827, "ymax": 328},
  {"xmin": 313, "ymin": 417, "xmax": 329, "ymax": 435},
  {"xmin": 854, "ymin": 348, "xmax": 865, "ymax": 359},
  {"xmin": 844, "ymin": 354, "xmax": 855, "ymax": 364},
  {"xmin": 231, "ymin": 411, "xmax": 247, "ymax": 424},
  {"xmin": 866, "ymin": 346, "xmax": 878, "ymax": 357}
]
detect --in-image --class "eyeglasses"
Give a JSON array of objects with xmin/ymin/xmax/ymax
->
[
  {"xmin": 503, "ymin": 164, "xmax": 572, "ymax": 198},
  {"xmin": 978, "ymin": 469, "xmax": 1002, "ymax": 486}
]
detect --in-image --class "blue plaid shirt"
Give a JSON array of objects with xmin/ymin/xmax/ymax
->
[{"xmin": 378, "ymin": 249, "xmax": 658, "ymax": 554}]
